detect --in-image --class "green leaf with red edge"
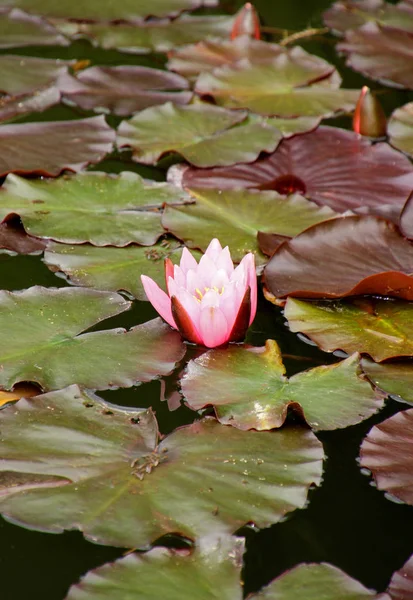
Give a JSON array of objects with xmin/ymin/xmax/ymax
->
[
  {"xmin": 181, "ymin": 341, "xmax": 381, "ymax": 431},
  {"xmin": 0, "ymin": 390, "xmax": 323, "ymax": 548},
  {"xmin": 284, "ymin": 297, "xmax": 413, "ymax": 362},
  {"xmin": 116, "ymin": 102, "xmax": 282, "ymax": 167},
  {"xmin": 361, "ymin": 358, "xmax": 413, "ymax": 405},
  {"xmin": 0, "ymin": 8, "xmax": 68, "ymax": 48},
  {"xmin": 162, "ymin": 188, "xmax": 337, "ymax": 266},
  {"xmin": 388, "ymin": 101, "xmax": 413, "ymax": 158},
  {"xmin": 324, "ymin": 0, "xmax": 413, "ymax": 35}
]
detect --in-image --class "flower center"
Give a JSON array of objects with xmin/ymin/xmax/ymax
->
[{"xmin": 194, "ymin": 286, "xmax": 224, "ymax": 302}]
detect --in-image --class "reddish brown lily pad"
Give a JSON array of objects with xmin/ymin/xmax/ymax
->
[
  {"xmin": 0, "ymin": 7, "xmax": 68, "ymax": 47},
  {"xmin": 400, "ymin": 192, "xmax": 413, "ymax": 239},
  {"xmin": 388, "ymin": 101, "xmax": 413, "ymax": 158},
  {"xmin": 0, "ymin": 218, "xmax": 46, "ymax": 254},
  {"xmin": 173, "ymin": 126, "xmax": 413, "ymax": 220},
  {"xmin": 388, "ymin": 554, "xmax": 413, "ymax": 600},
  {"xmin": 60, "ymin": 66, "xmax": 191, "ymax": 116},
  {"xmin": 0, "ymin": 116, "xmax": 115, "ymax": 177},
  {"xmin": 0, "ymin": 54, "xmax": 69, "ymax": 96},
  {"xmin": 0, "ymin": 87, "xmax": 60, "ymax": 124},
  {"xmin": 264, "ymin": 215, "xmax": 413, "ymax": 301},
  {"xmin": 324, "ymin": 0, "xmax": 413, "ymax": 35}
]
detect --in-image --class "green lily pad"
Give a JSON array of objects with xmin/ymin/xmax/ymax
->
[
  {"xmin": 388, "ymin": 102, "xmax": 413, "ymax": 158},
  {"xmin": 0, "ymin": 389, "xmax": 324, "ymax": 547},
  {"xmin": 0, "ymin": 286, "xmax": 185, "ymax": 391},
  {"xmin": 162, "ymin": 188, "xmax": 337, "ymax": 266},
  {"xmin": 0, "ymin": 8, "xmax": 68, "ymax": 47},
  {"xmin": 0, "ymin": 54, "xmax": 69, "ymax": 96},
  {"xmin": 117, "ymin": 102, "xmax": 282, "ymax": 167},
  {"xmin": 0, "ymin": 171, "xmax": 188, "ymax": 246},
  {"xmin": 181, "ymin": 341, "xmax": 381, "ymax": 431},
  {"xmin": 361, "ymin": 358, "xmax": 413, "ymax": 404},
  {"xmin": 284, "ymin": 297, "xmax": 413, "ymax": 362},
  {"xmin": 43, "ymin": 240, "xmax": 202, "ymax": 300}
]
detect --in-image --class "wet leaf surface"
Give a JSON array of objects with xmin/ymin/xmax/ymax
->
[
  {"xmin": 117, "ymin": 103, "xmax": 282, "ymax": 167},
  {"xmin": 0, "ymin": 7, "xmax": 68, "ymax": 47},
  {"xmin": 0, "ymin": 220, "xmax": 46, "ymax": 253},
  {"xmin": 0, "ymin": 393, "xmax": 323, "ymax": 547},
  {"xmin": 174, "ymin": 126, "xmax": 413, "ymax": 220},
  {"xmin": 0, "ymin": 87, "xmax": 61, "ymax": 124},
  {"xmin": 0, "ymin": 54, "xmax": 69, "ymax": 96},
  {"xmin": 264, "ymin": 216, "xmax": 413, "ymax": 300},
  {"xmin": 162, "ymin": 188, "xmax": 336, "ymax": 265},
  {"xmin": 388, "ymin": 101, "xmax": 413, "ymax": 158},
  {"xmin": 60, "ymin": 66, "xmax": 191, "ymax": 116},
  {"xmin": 324, "ymin": 0, "xmax": 413, "ymax": 35},
  {"xmin": 284, "ymin": 297, "xmax": 413, "ymax": 362},
  {"xmin": 0, "ymin": 287, "xmax": 185, "ymax": 390},
  {"xmin": 0, "ymin": 171, "xmax": 187, "ymax": 245},
  {"xmin": 0, "ymin": 115, "xmax": 115, "ymax": 177},
  {"xmin": 181, "ymin": 341, "xmax": 381, "ymax": 431},
  {"xmin": 361, "ymin": 359, "xmax": 413, "ymax": 405}
]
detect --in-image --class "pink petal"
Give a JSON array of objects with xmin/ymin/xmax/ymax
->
[
  {"xmin": 164, "ymin": 258, "xmax": 174, "ymax": 291},
  {"xmin": 204, "ymin": 238, "xmax": 223, "ymax": 262},
  {"xmin": 173, "ymin": 265, "xmax": 186, "ymax": 288},
  {"xmin": 179, "ymin": 247, "xmax": 199, "ymax": 274},
  {"xmin": 219, "ymin": 282, "xmax": 243, "ymax": 328},
  {"xmin": 171, "ymin": 295, "xmax": 203, "ymax": 344},
  {"xmin": 199, "ymin": 306, "xmax": 229, "ymax": 348},
  {"xmin": 242, "ymin": 253, "xmax": 257, "ymax": 325},
  {"xmin": 210, "ymin": 268, "xmax": 229, "ymax": 291},
  {"xmin": 141, "ymin": 275, "xmax": 176, "ymax": 329},
  {"xmin": 197, "ymin": 253, "xmax": 217, "ymax": 288},
  {"xmin": 215, "ymin": 246, "xmax": 234, "ymax": 275},
  {"xmin": 186, "ymin": 268, "xmax": 203, "ymax": 296},
  {"xmin": 176, "ymin": 287, "xmax": 202, "ymax": 332}
]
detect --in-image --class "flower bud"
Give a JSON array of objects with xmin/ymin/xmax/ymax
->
[
  {"xmin": 353, "ymin": 86, "xmax": 387, "ymax": 138},
  {"xmin": 231, "ymin": 3, "xmax": 261, "ymax": 40}
]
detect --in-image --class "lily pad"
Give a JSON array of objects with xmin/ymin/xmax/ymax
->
[
  {"xmin": 117, "ymin": 103, "xmax": 282, "ymax": 167},
  {"xmin": 43, "ymin": 240, "xmax": 202, "ymax": 300},
  {"xmin": 174, "ymin": 127, "xmax": 413, "ymax": 220},
  {"xmin": 360, "ymin": 407, "xmax": 413, "ymax": 506},
  {"xmin": 0, "ymin": 286, "xmax": 185, "ymax": 391},
  {"xmin": 0, "ymin": 54, "xmax": 69, "ymax": 96},
  {"xmin": 1, "ymin": 0, "xmax": 217, "ymax": 21},
  {"xmin": 338, "ymin": 21, "xmax": 413, "ymax": 89},
  {"xmin": 66, "ymin": 535, "xmax": 244, "ymax": 600},
  {"xmin": 0, "ymin": 7, "xmax": 68, "ymax": 47},
  {"xmin": 0, "ymin": 390, "xmax": 324, "ymax": 548},
  {"xmin": 361, "ymin": 358, "xmax": 413, "ymax": 405},
  {"xmin": 324, "ymin": 0, "xmax": 413, "ymax": 35},
  {"xmin": 401, "ymin": 192, "xmax": 413, "ymax": 239},
  {"xmin": 0, "ymin": 171, "xmax": 187, "ymax": 246},
  {"xmin": 0, "ymin": 219, "xmax": 46, "ymax": 254},
  {"xmin": 264, "ymin": 216, "xmax": 413, "ymax": 300},
  {"xmin": 388, "ymin": 554, "xmax": 413, "ymax": 600},
  {"xmin": 0, "ymin": 86, "xmax": 61, "ymax": 124},
  {"xmin": 0, "ymin": 115, "xmax": 114, "ymax": 177},
  {"xmin": 181, "ymin": 341, "xmax": 381, "ymax": 431},
  {"xmin": 388, "ymin": 101, "xmax": 413, "ymax": 158},
  {"xmin": 162, "ymin": 188, "xmax": 337, "ymax": 265},
  {"xmin": 60, "ymin": 66, "xmax": 191, "ymax": 117},
  {"xmin": 284, "ymin": 297, "xmax": 413, "ymax": 362}
]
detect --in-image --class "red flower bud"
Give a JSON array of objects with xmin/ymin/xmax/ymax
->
[
  {"xmin": 353, "ymin": 86, "xmax": 387, "ymax": 138},
  {"xmin": 231, "ymin": 3, "xmax": 261, "ymax": 40}
]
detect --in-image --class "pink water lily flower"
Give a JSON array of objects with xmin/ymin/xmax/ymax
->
[{"xmin": 141, "ymin": 239, "xmax": 257, "ymax": 348}]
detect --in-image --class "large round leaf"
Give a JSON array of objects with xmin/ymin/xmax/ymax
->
[
  {"xmin": 0, "ymin": 86, "xmax": 60, "ymax": 124},
  {"xmin": 117, "ymin": 102, "xmax": 282, "ymax": 167},
  {"xmin": 264, "ymin": 216, "xmax": 413, "ymax": 300},
  {"xmin": 0, "ymin": 286, "xmax": 185, "ymax": 390},
  {"xmin": 361, "ymin": 359, "xmax": 413, "ymax": 405},
  {"xmin": 66, "ymin": 535, "xmax": 244, "ymax": 600},
  {"xmin": 0, "ymin": 54, "xmax": 69, "ymax": 96},
  {"xmin": 172, "ymin": 126, "xmax": 413, "ymax": 220},
  {"xmin": 284, "ymin": 297, "xmax": 413, "ymax": 362},
  {"xmin": 43, "ymin": 240, "xmax": 202, "ymax": 300},
  {"xmin": 181, "ymin": 341, "xmax": 382, "ymax": 431},
  {"xmin": 324, "ymin": 0, "xmax": 413, "ymax": 35},
  {"xmin": 360, "ymin": 407, "xmax": 413, "ymax": 506},
  {"xmin": 162, "ymin": 188, "xmax": 337, "ymax": 266},
  {"xmin": 60, "ymin": 66, "xmax": 191, "ymax": 116},
  {"xmin": 0, "ymin": 171, "xmax": 187, "ymax": 246},
  {"xmin": 0, "ymin": 7, "xmax": 68, "ymax": 47},
  {"xmin": 388, "ymin": 102, "xmax": 413, "ymax": 158},
  {"xmin": 0, "ymin": 390, "xmax": 324, "ymax": 548},
  {"xmin": 0, "ymin": 115, "xmax": 114, "ymax": 177}
]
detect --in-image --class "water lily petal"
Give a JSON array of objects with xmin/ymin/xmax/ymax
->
[
  {"xmin": 204, "ymin": 238, "xmax": 223, "ymax": 262},
  {"xmin": 216, "ymin": 245, "xmax": 234, "ymax": 275},
  {"xmin": 180, "ymin": 246, "xmax": 198, "ymax": 274},
  {"xmin": 165, "ymin": 258, "xmax": 174, "ymax": 292},
  {"xmin": 141, "ymin": 275, "xmax": 176, "ymax": 329},
  {"xmin": 171, "ymin": 294, "xmax": 202, "ymax": 344},
  {"xmin": 242, "ymin": 253, "xmax": 257, "ymax": 324},
  {"xmin": 173, "ymin": 264, "xmax": 186, "ymax": 288},
  {"xmin": 211, "ymin": 268, "xmax": 230, "ymax": 291},
  {"xmin": 199, "ymin": 305, "xmax": 229, "ymax": 347},
  {"xmin": 228, "ymin": 287, "xmax": 251, "ymax": 342},
  {"xmin": 197, "ymin": 253, "xmax": 218, "ymax": 288}
]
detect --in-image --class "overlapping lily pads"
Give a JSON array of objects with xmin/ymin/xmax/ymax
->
[
  {"xmin": 284, "ymin": 297, "xmax": 413, "ymax": 361},
  {"xmin": 388, "ymin": 102, "xmax": 413, "ymax": 158},
  {"xmin": 117, "ymin": 103, "xmax": 282, "ymax": 167},
  {"xmin": 361, "ymin": 359, "xmax": 413, "ymax": 405},
  {"xmin": 0, "ymin": 287, "xmax": 185, "ymax": 391},
  {"xmin": 0, "ymin": 220, "xmax": 46, "ymax": 253},
  {"xmin": 264, "ymin": 216, "xmax": 413, "ymax": 300},
  {"xmin": 0, "ymin": 389, "xmax": 324, "ymax": 547},
  {"xmin": 60, "ymin": 66, "xmax": 191, "ymax": 116},
  {"xmin": 0, "ymin": 8, "xmax": 68, "ymax": 47},
  {"xmin": 0, "ymin": 54, "xmax": 69, "ymax": 96},
  {"xmin": 0, "ymin": 115, "xmax": 114, "ymax": 177},
  {"xmin": 388, "ymin": 554, "xmax": 413, "ymax": 599},
  {"xmin": 181, "ymin": 340, "xmax": 381, "ymax": 431},
  {"xmin": 173, "ymin": 127, "xmax": 413, "ymax": 220},
  {"xmin": 162, "ymin": 188, "xmax": 337, "ymax": 265},
  {"xmin": 0, "ymin": 86, "xmax": 60, "ymax": 124},
  {"xmin": 324, "ymin": 0, "xmax": 413, "ymax": 35},
  {"xmin": 0, "ymin": 171, "xmax": 188, "ymax": 245}
]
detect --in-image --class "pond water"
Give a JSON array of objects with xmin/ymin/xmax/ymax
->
[{"xmin": 1, "ymin": 0, "xmax": 413, "ymax": 598}]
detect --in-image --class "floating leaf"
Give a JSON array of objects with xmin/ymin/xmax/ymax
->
[
  {"xmin": 388, "ymin": 101, "xmax": 413, "ymax": 158},
  {"xmin": 117, "ymin": 102, "xmax": 282, "ymax": 167},
  {"xmin": 284, "ymin": 297, "xmax": 413, "ymax": 362},
  {"xmin": 43, "ymin": 240, "xmax": 202, "ymax": 300},
  {"xmin": 0, "ymin": 383, "xmax": 39, "ymax": 409},
  {"xmin": 0, "ymin": 391, "xmax": 323, "ymax": 548},
  {"xmin": 0, "ymin": 287, "xmax": 185, "ymax": 391},
  {"xmin": 0, "ymin": 115, "xmax": 114, "ymax": 177},
  {"xmin": 181, "ymin": 341, "xmax": 381, "ymax": 431},
  {"xmin": 388, "ymin": 554, "xmax": 413, "ymax": 600},
  {"xmin": 264, "ymin": 216, "xmax": 413, "ymax": 300},
  {"xmin": 174, "ymin": 126, "xmax": 413, "ymax": 220},
  {"xmin": 0, "ymin": 7, "xmax": 68, "ymax": 47},
  {"xmin": 361, "ymin": 359, "xmax": 413, "ymax": 405},
  {"xmin": 0, "ymin": 87, "xmax": 60, "ymax": 124},
  {"xmin": 0, "ymin": 54, "xmax": 69, "ymax": 96},
  {"xmin": 0, "ymin": 171, "xmax": 187, "ymax": 245},
  {"xmin": 60, "ymin": 66, "xmax": 191, "ymax": 116},
  {"xmin": 360, "ymin": 407, "xmax": 413, "ymax": 506},
  {"xmin": 324, "ymin": 0, "xmax": 413, "ymax": 35},
  {"xmin": 66, "ymin": 535, "xmax": 244, "ymax": 600},
  {"xmin": 401, "ymin": 192, "xmax": 413, "ymax": 239},
  {"xmin": 162, "ymin": 188, "xmax": 337, "ymax": 265},
  {"xmin": 0, "ymin": 219, "xmax": 46, "ymax": 254}
]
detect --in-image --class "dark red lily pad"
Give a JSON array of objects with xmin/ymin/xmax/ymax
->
[
  {"xmin": 360, "ymin": 407, "xmax": 413, "ymax": 506},
  {"xmin": 173, "ymin": 126, "xmax": 413, "ymax": 220},
  {"xmin": 388, "ymin": 554, "xmax": 413, "ymax": 600},
  {"xmin": 0, "ymin": 54, "xmax": 69, "ymax": 96},
  {"xmin": 0, "ymin": 218, "xmax": 46, "ymax": 254},
  {"xmin": 0, "ymin": 7, "xmax": 68, "ymax": 47},
  {"xmin": 0, "ymin": 116, "xmax": 115, "ymax": 177},
  {"xmin": 60, "ymin": 66, "xmax": 191, "ymax": 116},
  {"xmin": 388, "ymin": 101, "xmax": 413, "ymax": 158},
  {"xmin": 338, "ymin": 22, "xmax": 413, "ymax": 89},
  {"xmin": 264, "ymin": 215, "xmax": 413, "ymax": 301},
  {"xmin": 324, "ymin": 0, "xmax": 413, "ymax": 35}
]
